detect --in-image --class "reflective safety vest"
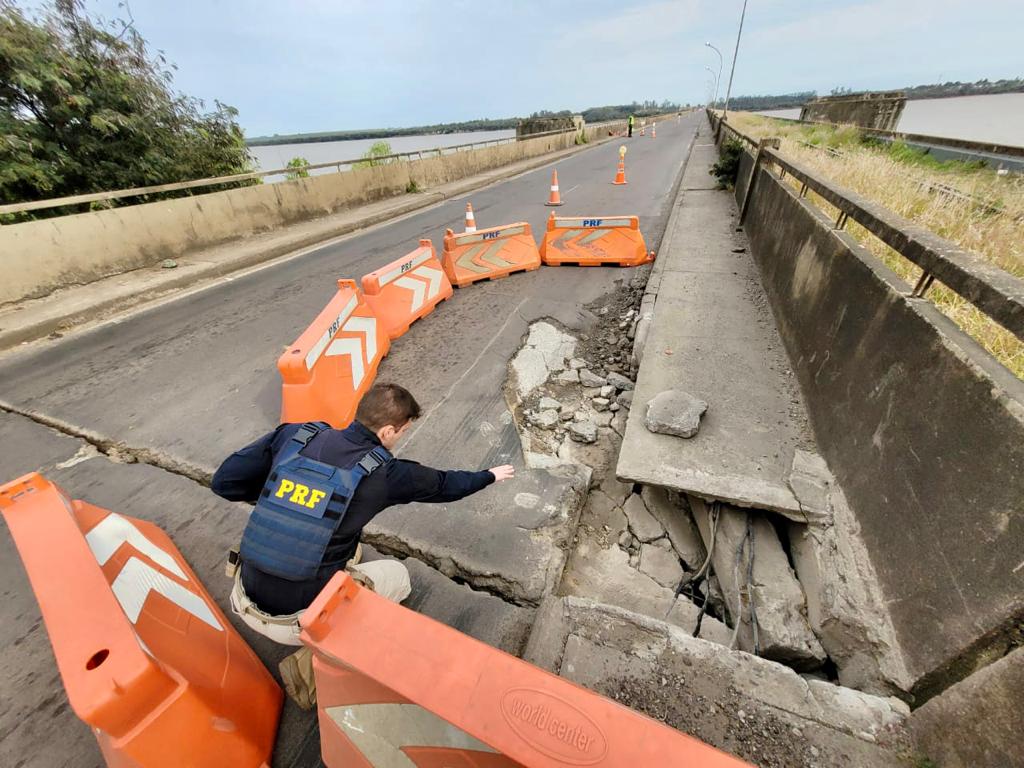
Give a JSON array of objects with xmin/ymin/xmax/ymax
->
[
  {"xmin": 239, "ymin": 422, "xmax": 392, "ymax": 581},
  {"xmin": 629, "ymin": 115, "xmax": 635, "ymax": 126}
]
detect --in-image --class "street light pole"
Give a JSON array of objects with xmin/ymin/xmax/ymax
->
[
  {"xmin": 722, "ymin": 0, "xmax": 749, "ymax": 120},
  {"xmin": 704, "ymin": 42, "xmax": 723, "ymax": 109},
  {"xmin": 704, "ymin": 66, "xmax": 719, "ymax": 109}
]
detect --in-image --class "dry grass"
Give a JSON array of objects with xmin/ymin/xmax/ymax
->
[{"xmin": 726, "ymin": 111, "xmax": 1024, "ymax": 379}]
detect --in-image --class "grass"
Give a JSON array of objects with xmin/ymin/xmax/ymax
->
[{"xmin": 726, "ymin": 111, "xmax": 1024, "ymax": 379}]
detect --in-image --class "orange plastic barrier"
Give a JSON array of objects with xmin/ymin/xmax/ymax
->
[
  {"xmin": 361, "ymin": 239, "xmax": 453, "ymax": 341},
  {"xmin": 300, "ymin": 572, "xmax": 751, "ymax": 768},
  {"xmin": 441, "ymin": 222, "xmax": 541, "ymax": 288},
  {"xmin": 540, "ymin": 214, "xmax": 652, "ymax": 267},
  {"xmin": 0, "ymin": 473, "xmax": 281, "ymax": 768},
  {"xmin": 279, "ymin": 279, "xmax": 390, "ymax": 428}
]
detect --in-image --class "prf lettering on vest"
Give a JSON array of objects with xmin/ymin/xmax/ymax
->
[
  {"xmin": 582, "ymin": 219, "xmax": 603, "ymax": 227},
  {"xmin": 275, "ymin": 479, "xmax": 328, "ymax": 509}
]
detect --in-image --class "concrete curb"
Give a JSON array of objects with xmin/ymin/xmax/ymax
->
[
  {"xmin": 631, "ymin": 119, "xmax": 701, "ymax": 367},
  {"xmin": 0, "ymin": 130, "xmax": 626, "ymax": 352}
]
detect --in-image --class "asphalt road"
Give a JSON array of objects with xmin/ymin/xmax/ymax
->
[
  {"xmin": 0, "ymin": 113, "xmax": 699, "ymax": 471},
  {"xmin": 0, "ymin": 112, "xmax": 700, "ymax": 768}
]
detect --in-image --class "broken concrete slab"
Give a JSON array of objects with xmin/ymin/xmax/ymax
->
[
  {"xmin": 579, "ymin": 368, "xmax": 607, "ymax": 387},
  {"xmin": 559, "ymin": 531, "xmax": 731, "ymax": 646},
  {"xmin": 787, "ymin": 449, "xmax": 834, "ymax": 526},
  {"xmin": 524, "ymin": 595, "xmax": 909, "ymax": 768},
  {"xmin": 623, "ymin": 493, "xmax": 665, "ymax": 542},
  {"xmin": 645, "ymin": 389, "xmax": 707, "ymax": 438},
  {"xmin": 690, "ymin": 496, "xmax": 827, "ymax": 669},
  {"xmin": 510, "ymin": 321, "xmax": 576, "ymax": 398},
  {"xmin": 641, "ymin": 485, "xmax": 707, "ymax": 569},
  {"xmin": 616, "ymin": 167, "xmax": 817, "ymax": 516},
  {"xmin": 367, "ymin": 465, "xmax": 583, "ymax": 604},
  {"xmin": 638, "ymin": 541, "xmax": 684, "ymax": 589},
  {"xmin": 788, "ymin": 485, "xmax": 912, "ymax": 695}
]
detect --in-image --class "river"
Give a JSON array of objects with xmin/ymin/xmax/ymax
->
[
  {"xmin": 247, "ymin": 129, "xmax": 516, "ymax": 177},
  {"xmin": 756, "ymin": 93, "xmax": 1024, "ymax": 146}
]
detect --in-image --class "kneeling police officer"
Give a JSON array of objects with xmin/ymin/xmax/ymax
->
[{"xmin": 212, "ymin": 382, "xmax": 514, "ymax": 648}]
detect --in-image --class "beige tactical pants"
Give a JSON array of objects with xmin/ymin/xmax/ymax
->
[{"xmin": 229, "ymin": 555, "xmax": 411, "ymax": 710}]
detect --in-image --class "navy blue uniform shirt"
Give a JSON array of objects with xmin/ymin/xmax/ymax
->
[{"xmin": 212, "ymin": 420, "xmax": 494, "ymax": 614}]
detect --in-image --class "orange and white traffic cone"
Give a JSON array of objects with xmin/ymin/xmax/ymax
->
[
  {"xmin": 651, "ymin": 123, "xmax": 656, "ymax": 139},
  {"xmin": 613, "ymin": 159, "xmax": 627, "ymax": 185},
  {"xmin": 545, "ymin": 170, "xmax": 563, "ymax": 206},
  {"xmin": 464, "ymin": 202, "xmax": 477, "ymax": 233}
]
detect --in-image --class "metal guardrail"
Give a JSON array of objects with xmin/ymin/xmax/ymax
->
[
  {"xmin": 706, "ymin": 109, "xmax": 1024, "ymax": 341},
  {"xmin": 0, "ymin": 124, "xmax": 612, "ymax": 218}
]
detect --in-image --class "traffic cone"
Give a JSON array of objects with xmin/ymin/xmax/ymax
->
[
  {"xmin": 640, "ymin": 125, "xmax": 645, "ymax": 136},
  {"xmin": 651, "ymin": 123, "xmax": 656, "ymax": 139},
  {"xmin": 464, "ymin": 202, "xmax": 477, "ymax": 233},
  {"xmin": 613, "ymin": 158, "xmax": 627, "ymax": 185},
  {"xmin": 545, "ymin": 170, "xmax": 563, "ymax": 206}
]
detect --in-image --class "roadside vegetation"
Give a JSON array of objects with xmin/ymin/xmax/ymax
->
[
  {"xmin": 726, "ymin": 112, "xmax": 1024, "ymax": 378},
  {"xmin": 0, "ymin": 1, "xmax": 255, "ymax": 221}
]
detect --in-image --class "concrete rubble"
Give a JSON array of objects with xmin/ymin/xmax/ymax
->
[
  {"xmin": 525, "ymin": 597, "xmax": 911, "ymax": 768},
  {"xmin": 689, "ymin": 496, "xmax": 827, "ymax": 670},
  {"xmin": 787, "ymin": 479, "xmax": 912, "ymax": 695},
  {"xmin": 644, "ymin": 389, "xmax": 707, "ymax": 438}
]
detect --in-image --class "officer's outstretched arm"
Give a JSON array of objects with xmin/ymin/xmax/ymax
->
[{"xmin": 388, "ymin": 460, "xmax": 505, "ymax": 505}]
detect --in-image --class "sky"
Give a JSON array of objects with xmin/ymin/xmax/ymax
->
[{"xmin": 60, "ymin": 0, "xmax": 1024, "ymax": 136}]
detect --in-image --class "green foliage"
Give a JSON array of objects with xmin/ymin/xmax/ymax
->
[
  {"xmin": 354, "ymin": 140, "xmax": 393, "ymax": 169},
  {"xmin": 405, "ymin": 179, "xmax": 419, "ymax": 193},
  {"xmin": 883, "ymin": 140, "xmax": 987, "ymax": 172},
  {"xmin": 574, "ymin": 131, "xmax": 588, "ymax": 145},
  {"xmin": 709, "ymin": 139, "xmax": 744, "ymax": 188},
  {"xmin": 285, "ymin": 156, "xmax": 310, "ymax": 180},
  {"xmin": 0, "ymin": 0, "xmax": 254, "ymax": 220}
]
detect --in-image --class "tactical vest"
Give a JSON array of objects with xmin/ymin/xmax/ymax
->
[{"xmin": 239, "ymin": 422, "xmax": 392, "ymax": 581}]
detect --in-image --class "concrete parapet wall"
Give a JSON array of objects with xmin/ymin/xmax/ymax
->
[
  {"xmin": 0, "ymin": 123, "xmax": 616, "ymax": 306},
  {"xmin": 800, "ymin": 92, "xmax": 906, "ymax": 131},
  {"xmin": 734, "ymin": 150, "xmax": 1024, "ymax": 699},
  {"xmin": 909, "ymin": 646, "xmax": 1024, "ymax": 767}
]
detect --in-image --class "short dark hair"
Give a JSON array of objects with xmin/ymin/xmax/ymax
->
[{"xmin": 355, "ymin": 383, "xmax": 421, "ymax": 431}]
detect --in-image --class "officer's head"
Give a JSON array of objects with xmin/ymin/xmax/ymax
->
[{"xmin": 356, "ymin": 383, "xmax": 421, "ymax": 449}]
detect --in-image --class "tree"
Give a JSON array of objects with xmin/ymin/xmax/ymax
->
[
  {"xmin": 285, "ymin": 156, "xmax": 310, "ymax": 180},
  {"xmin": 0, "ymin": 0, "xmax": 254, "ymax": 218},
  {"xmin": 354, "ymin": 140, "xmax": 393, "ymax": 168}
]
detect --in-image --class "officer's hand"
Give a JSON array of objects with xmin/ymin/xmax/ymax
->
[{"xmin": 489, "ymin": 465, "xmax": 515, "ymax": 482}]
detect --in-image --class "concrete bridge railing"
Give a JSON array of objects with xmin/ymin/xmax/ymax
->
[
  {"xmin": 708, "ymin": 109, "xmax": 1024, "ymax": 703},
  {"xmin": 0, "ymin": 121, "xmax": 626, "ymax": 306}
]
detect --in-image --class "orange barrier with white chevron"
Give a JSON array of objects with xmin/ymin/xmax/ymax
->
[
  {"xmin": 0, "ymin": 472, "xmax": 282, "ymax": 768},
  {"xmin": 300, "ymin": 572, "xmax": 751, "ymax": 768},
  {"xmin": 279, "ymin": 279, "xmax": 390, "ymax": 428},
  {"xmin": 361, "ymin": 239, "xmax": 453, "ymax": 340},
  {"xmin": 540, "ymin": 213, "xmax": 653, "ymax": 267},
  {"xmin": 441, "ymin": 222, "xmax": 541, "ymax": 288}
]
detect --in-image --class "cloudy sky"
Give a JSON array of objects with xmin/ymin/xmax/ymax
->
[{"xmin": 77, "ymin": 0, "xmax": 1023, "ymax": 136}]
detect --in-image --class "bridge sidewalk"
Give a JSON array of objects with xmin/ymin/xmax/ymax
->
[
  {"xmin": 617, "ymin": 123, "xmax": 818, "ymax": 515},
  {"xmin": 0, "ymin": 134, "xmax": 619, "ymax": 353}
]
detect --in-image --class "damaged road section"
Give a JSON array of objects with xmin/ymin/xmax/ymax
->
[{"xmin": 524, "ymin": 596, "xmax": 912, "ymax": 768}]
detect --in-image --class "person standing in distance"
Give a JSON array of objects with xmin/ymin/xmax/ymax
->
[
  {"xmin": 628, "ymin": 113, "xmax": 635, "ymax": 137},
  {"xmin": 212, "ymin": 382, "xmax": 514, "ymax": 645}
]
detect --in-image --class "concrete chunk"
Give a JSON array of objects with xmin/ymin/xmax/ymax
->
[
  {"xmin": 645, "ymin": 389, "xmax": 707, "ymax": 438},
  {"xmin": 623, "ymin": 493, "xmax": 664, "ymax": 542},
  {"xmin": 788, "ymin": 485, "xmax": 912, "ymax": 695},
  {"xmin": 640, "ymin": 485, "xmax": 707, "ymax": 569},
  {"xmin": 639, "ymin": 542, "xmax": 684, "ymax": 589},
  {"xmin": 578, "ymin": 368, "xmax": 607, "ymax": 387},
  {"xmin": 607, "ymin": 372, "xmax": 634, "ymax": 391},
  {"xmin": 689, "ymin": 496, "xmax": 827, "ymax": 669},
  {"xmin": 568, "ymin": 420, "xmax": 597, "ymax": 444},
  {"xmin": 787, "ymin": 449, "xmax": 833, "ymax": 525}
]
